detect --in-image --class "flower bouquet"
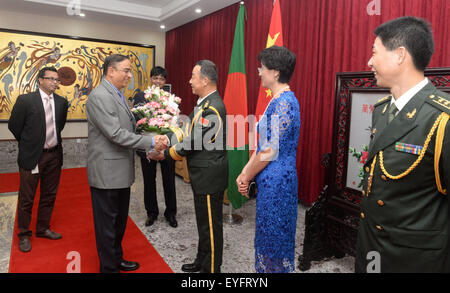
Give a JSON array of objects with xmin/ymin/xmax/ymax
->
[
  {"xmin": 131, "ymin": 85, "xmax": 182, "ymax": 135},
  {"xmin": 349, "ymin": 144, "xmax": 369, "ymax": 188}
]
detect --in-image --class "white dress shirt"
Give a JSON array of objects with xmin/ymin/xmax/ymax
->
[
  {"xmin": 197, "ymin": 90, "xmax": 217, "ymax": 106},
  {"xmin": 391, "ymin": 78, "xmax": 429, "ymax": 115}
]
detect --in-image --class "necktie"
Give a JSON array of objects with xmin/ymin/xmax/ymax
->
[
  {"xmin": 118, "ymin": 91, "xmax": 128, "ymax": 107},
  {"xmin": 44, "ymin": 96, "xmax": 57, "ymax": 148},
  {"xmin": 387, "ymin": 103, "xmax": 398, "ymax": 124}
]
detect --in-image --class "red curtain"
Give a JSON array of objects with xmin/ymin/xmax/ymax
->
[{"xmin": 165, "ymin": 0, "xmax": 450, "ymax": 205}]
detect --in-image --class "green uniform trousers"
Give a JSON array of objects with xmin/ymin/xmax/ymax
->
[{"xmin": 193, "ymin": 191, "xmax": 224, "ymax": 273}]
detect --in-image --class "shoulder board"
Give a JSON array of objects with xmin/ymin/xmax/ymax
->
[
  {"xmin": 374, "ymin": 95, "xmax": 392, "ymax": 107},
  {"xmin": 426, "ymin": 93, "xmax": 450, "ymax": 115}
]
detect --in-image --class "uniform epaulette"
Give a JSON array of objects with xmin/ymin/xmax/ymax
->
[
  {"xmin": 374, "ymin": 95, "xmax": 392, "ymax": 107},
  {"xmin": 426, "ymin": 93, "xmax": 450, "ymax": 115}
]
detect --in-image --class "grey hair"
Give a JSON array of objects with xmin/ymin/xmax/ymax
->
[{"xmin": 103, "ymin": 54, "xmax": 130, "ymax": 76}]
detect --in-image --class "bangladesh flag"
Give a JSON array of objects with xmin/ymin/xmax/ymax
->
[{"xmin": 223, "ymin": 3, "xmax": 248, "ymax": 209}]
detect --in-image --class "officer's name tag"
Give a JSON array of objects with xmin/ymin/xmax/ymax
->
[{"xmin": 395, "ymin": 142, "xmax": 423, "ymax": 155}]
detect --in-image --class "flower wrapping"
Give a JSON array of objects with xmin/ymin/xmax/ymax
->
[{"xmin": 131, "ymin": 85, "xmax": 182, "ymax": 135}]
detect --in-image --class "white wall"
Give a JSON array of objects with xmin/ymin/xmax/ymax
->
[{"xmin": 0, "ymin": 8, "xmax": 166, "ymax": 139}]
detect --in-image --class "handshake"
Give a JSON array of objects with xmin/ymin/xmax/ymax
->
[{"xmin": 147, "ymin": 135, "xmax": 169, "ymax": 161}]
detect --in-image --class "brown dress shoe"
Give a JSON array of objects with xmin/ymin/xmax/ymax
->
[
  {"xmin": 36, "ymin": 229, "xmax": 62, "ymax": 240},
  {"xmin": 19, "ymin": 236, "xmax": 31, "ymax": 253}
]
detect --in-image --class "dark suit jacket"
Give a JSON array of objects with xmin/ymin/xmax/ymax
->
[
  {"xmin": 133, "ymin": 91, "xmax": 146, "ymax": 106},
  {"xmin": 165, "ymin": 90, "xmax": 228, "ymax": 195},
  {"xmin": 8, "ymin": 90, "xmax": 69, "ymax": 170},
  {"xmin": 356, "ymin": 82, "xmax": 450, "ymax": 272}
]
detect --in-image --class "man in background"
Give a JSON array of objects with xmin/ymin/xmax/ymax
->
[
  {"xmin": 133, "ymin": 66, "xmax": 178, "ymax": 228},
  {"xmin": 8, "ymin": 66, "xmax": 68, "ymax": 253}
]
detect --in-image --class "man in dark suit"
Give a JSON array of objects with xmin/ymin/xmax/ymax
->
[
  {"xmin": 154, "ymin": 60, "xmax": 228, "ymax": 273},
  {"xmin": 86, "ymin": 54, "xmax": 167, "ymax": 273},
  {"xmin": 133, "ymin": 66, "xmax": 178, "ymax": 228},
  {"xmin": 8, "ymin": 66, "xmax": 69, "ymax": 253},
  {"xmin": 356, "ymin": 16, "xmax": 450, "ymax": 273}
]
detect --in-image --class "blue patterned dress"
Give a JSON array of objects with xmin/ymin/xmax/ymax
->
[{"xmin": 254, "ymin": 90, "xmax": 301, "ymax": 273}]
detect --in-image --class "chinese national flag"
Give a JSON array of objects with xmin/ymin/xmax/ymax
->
[{"xmin": 251, "ymin": 0, "xmax": 284, "ymax": 151}]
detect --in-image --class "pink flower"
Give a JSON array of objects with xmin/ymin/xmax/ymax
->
[
  {"xmin": 166, "ymin": 106, "xmax": 176, "ymax": 115},
  {"xmin": 149, "ymin": 101, "xmax": 161, "ymax": 109},
  {"xmin": 137, "ymin": 118, "xmax": 147, "ymax": 126}
]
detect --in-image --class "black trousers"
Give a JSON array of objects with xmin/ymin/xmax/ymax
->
[
  {"xmin": 90, "ymin": 187, "xmax": 130, "ymax": 273},
  {"xmin": 193, "ymin": 190, "xmax": 224, "ymax": 273},
  {"xmin": 17, "ymin": 150, "xmax": 61, "ymax": 237},
  {"xmin": 140, "ymin": 156, "xmax": 176, "ymax": 218}
]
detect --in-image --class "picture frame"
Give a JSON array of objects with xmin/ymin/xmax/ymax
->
[{"xmin": 0, "ymin": 28, "xmax": 155, "ymax": 121}]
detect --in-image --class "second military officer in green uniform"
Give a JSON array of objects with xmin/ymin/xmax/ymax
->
[
  {"xmin": 164, "ymin": 60, "xmax": 228, "ymax": 273},
  {"xmin": 355, "ymin": 16, "xmax": 450, "ymax": 273}
]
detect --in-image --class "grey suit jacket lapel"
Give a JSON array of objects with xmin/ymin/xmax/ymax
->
[
  {"xmin": 367, "ymin": 83, "xmax": 435, "ymax": 162},
  {"xmin": 101, "ymin": 79, "xmax": 134, "ymax": 121}
]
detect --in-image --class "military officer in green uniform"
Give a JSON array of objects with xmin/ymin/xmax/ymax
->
[
  {"xmin": 355, "ymin": 16, "xmax": 450, "ymax": 273},
  {"xmin": 155, "ymin": 60, "xmax": 228, "ymax": 273}
]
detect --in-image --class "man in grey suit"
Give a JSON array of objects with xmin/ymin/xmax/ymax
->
[{"xmin": 86, "ymin": 54, "xmax": 167, "ymax": 273}]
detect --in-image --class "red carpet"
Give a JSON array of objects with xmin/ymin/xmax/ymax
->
[
  {"xmin": 0, "ymin": 172, "xmax": 20, "ymax": 193},
  {"xmin": 6, "ymin": 168, "xmax": 173, "ymax": 273}
]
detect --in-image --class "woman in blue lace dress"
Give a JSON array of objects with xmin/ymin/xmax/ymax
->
[{"xmin": 237, "ymin": 46, "xmax": 300, "ymax": 273}]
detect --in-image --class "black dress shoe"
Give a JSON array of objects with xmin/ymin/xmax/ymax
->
[
  {"xmin": 36, "ymin": 229, "xmax": 62, "ymax": 240},
  {"xmin": 145, "ymin": 215, "xmax": 157, "ymax": 227},
  {"xmin": 181, "ymin": 263, "xmax": 201, "ymax": 273},
  {"xmin": 166, "ymin": 215, "xmax": 178, "ymax": 228},
  {"xmin": 119, "ymin": 260, "xmax": 140, "ymax": 271},
  {"xmin": 19, "ymin": 236, "xmax": 31, "ymax": 253}
]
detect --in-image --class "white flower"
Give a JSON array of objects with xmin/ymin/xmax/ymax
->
[{"xmin": 162, "ymin": 114, "xmax": 172, "ymax": 121}]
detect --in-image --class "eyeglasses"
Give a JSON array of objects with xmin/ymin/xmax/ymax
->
[
  {"xmin": 114, "ymin": 67, "xmax": 132, "ymax": 74},
  {"xmin": 42, "ymin": 77, "xmax": 61, "ymax": 83}
]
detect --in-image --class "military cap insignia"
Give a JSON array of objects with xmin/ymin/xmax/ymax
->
[
  {"xmin": 395, "ymin": 142, "xmax": 423, "ymax": 155},
  {"xmin": 406, "ymin": 109, "xmax": 417, "ymax": 119}
]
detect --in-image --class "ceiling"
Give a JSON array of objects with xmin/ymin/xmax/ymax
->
[{"xmin": 3, "ymin": 0, "xmax": 243, "ymax": 31}]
